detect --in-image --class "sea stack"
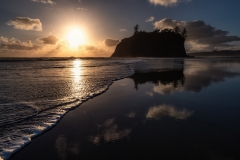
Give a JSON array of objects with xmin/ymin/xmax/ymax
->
[{"xmin": 111, "ymin": 26, "xmax": 189, "ymax": 57}]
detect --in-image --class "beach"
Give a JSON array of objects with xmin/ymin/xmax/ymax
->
[
  {"xmin": 1, "ymin": 1, "xmax": 240, "ymax": 159},
  {"xmin": 8, "ymin": 58, "xmax": 240, "ymax": 159}
]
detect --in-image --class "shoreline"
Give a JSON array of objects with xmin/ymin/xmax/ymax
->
[
  {"xmin": 9, "ymin": 78, "xmax": 135, "ymax": 160},
  {"xmin": 5, "ymin": 73, "xmax": 133, "ymax": 160},
  {"xmin": 1, "ymin": 57, "xmax": 139, "ymax": 160}
]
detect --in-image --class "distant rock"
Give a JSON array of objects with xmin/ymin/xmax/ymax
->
[{"xmin": 111, "ymin": 27, "xmax": 189, "ymax": 57}]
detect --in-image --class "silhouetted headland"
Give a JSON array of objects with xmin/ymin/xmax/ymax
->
[{"xmin": 112, "ymin": 25, "xmax": 190, "ymax": 57}]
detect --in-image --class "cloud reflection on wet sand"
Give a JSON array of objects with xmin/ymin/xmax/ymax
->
[
  {"xmin": 146, "ymin": 104, "xmax": 193, "ymax": 120},
  {"xmin": 90, "ymin": 118, "xmax": 131, "ymax": 144}
]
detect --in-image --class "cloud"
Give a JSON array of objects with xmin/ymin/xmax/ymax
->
[
  {"xmin": 42, "ymin": 40, "xmax": 69, "ymax": 56},
  {"xmin": 103, "ymin": 39, "xmax": 120, "ymax": 47},
  {"xmin": 120, "ymin": 29, "xmax": 127, "ymax": 32},
  {"xmin": 146, "ymin": 16, "xmax": 154, "ymax": 22},
  {"xmin": 37, "ymin": 35, "xmax": 59, "ymax": 45},
  {"xmin": 7, "ymin": 17, "xmax": 42, "ymax": 31},
  {"xmin": 77, "ymin": 7, "xmax": 88, "ymax": 10},
  {"xmin": 85, "ymin": 45, "xmax": 96, "ymax": 50},
  {"xmin": 154, "ymin": 18, "xmax": 240, "ymax": 51},
  {"xmin": 31, "ymin": 0, "xmax": 56, "ymax": 5},
  {"xmin": 0, "ymin": 36, "xmax": 41, "ymax": 50},
  {"xmin": 146, "ymin": 104, "xmax": 193, "ymax": 120},
  {"xmin": 75, "ymin": 44, "xmax": 112, "ymax": 57},
  {"xmin": 149, "ymin": 0, "xmax": 191, "ymax": 7}
]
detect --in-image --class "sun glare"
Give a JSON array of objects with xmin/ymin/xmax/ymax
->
[{"xmin": 67, "ymin": 28, "xmax": 86, "ymax": 48}]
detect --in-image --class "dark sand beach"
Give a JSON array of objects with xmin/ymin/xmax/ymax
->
[{"xmin": 10, "ymin": 63, "xmax": 240, "ymax": 159}]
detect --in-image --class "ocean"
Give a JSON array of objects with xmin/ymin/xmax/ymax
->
[
  {"xmin": 0, "ymin": 58, "xmax": 139, "ymax": 159},
  {"xmin": 1, "ymin": 57, "xmax": 240, "ymax": 159}
]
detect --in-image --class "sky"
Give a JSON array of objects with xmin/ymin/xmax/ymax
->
[{"xmin": 0, "ymin": 0, "xmax": 240, "ymax": 57}]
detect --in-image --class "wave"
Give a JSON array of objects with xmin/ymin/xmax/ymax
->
[{"xmin": 0, "ymin": 58, "xmax": 139, "ymax": 160}]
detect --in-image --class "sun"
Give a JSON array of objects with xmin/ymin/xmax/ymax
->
[{"xmin": 67, "ymin": 28, "xmax": 86, "ymax": 48}]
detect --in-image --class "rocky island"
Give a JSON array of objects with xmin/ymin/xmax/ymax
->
[{"xmin": 111, "ymin": 25, "xmax": 189, "ymax": 57}]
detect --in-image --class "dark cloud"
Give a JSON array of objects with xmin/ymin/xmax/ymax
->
[
  {"xmin": 0, "ymin": 36, "xmax": 41, "ymax": 50},
  {"xmin": 85, "ymin": 45, "xmax": 96, "ymax": 50},
  {"xmin": 154, "ymin": 18, "xmax": 240, "ymax": 51},
  {"xmin": 7, "ymin": 17, "xmax": 42, "ymax": 31},
  {"xmin": 31, "ymin": 0, "xmax": 56, "ymax": 5},
  {"xmin": 104, "ymin": 39, "xmax": 120, "ymax": 47},
  {"xmin": 37, "ymin": 35, "xmax": 59, "ymax": 45},
  {"xmin": 149, "ymin": 0, "xmax": 191, "ymax": 7}
]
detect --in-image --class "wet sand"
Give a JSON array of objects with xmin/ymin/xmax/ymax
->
[
  {"xmin": 10, "ymin": 78, "xmax": 139, "ymax": 160},
  {"xmin": 10, "ymin": 73, "xmax": 240, "ymax": 160}
]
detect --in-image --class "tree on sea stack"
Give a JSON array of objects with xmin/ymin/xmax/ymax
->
[
  {"xmin": 134, "ymin": 24, "xmax": 139, "ymax": 35},
  {"xmin": 174, "ymin": 26, "xmax": 180, "ymax": 34},
  {"xmin": 181, "ymin": 28, "xmax": 187, "ymax": 41}
]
